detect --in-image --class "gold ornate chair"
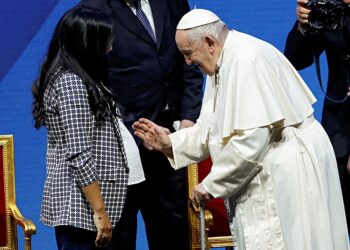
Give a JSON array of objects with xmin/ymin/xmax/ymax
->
[
  {"xmin": 0, "ymin": 135, "xmax": 36, "ymax": 250},
  {"xmin": 187, "ymin": 158, "xmax": 234, "ymax": 250}
]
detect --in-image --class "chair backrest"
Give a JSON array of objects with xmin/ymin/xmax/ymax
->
[
  {"xmin": 0, "ymin": 135, "xmax": 36, "ymax": 250},
  {"xmin": 187, "ymin": 158, "xmax": 234, "ymax": 249}
]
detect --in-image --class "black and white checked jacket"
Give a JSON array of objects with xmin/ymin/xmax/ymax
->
[{"xmin": 40, "ymin": 71, "xmax": 128, "ymax": 231}]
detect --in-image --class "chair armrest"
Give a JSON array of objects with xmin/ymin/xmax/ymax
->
[{"xmin": 9, "ymin": 204, "xmax": 36, "ymax": 236}]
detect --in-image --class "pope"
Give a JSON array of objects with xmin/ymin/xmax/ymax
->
[{"xmin": 133, "ymin": 9, "xmax": 349, "ymax": 250}]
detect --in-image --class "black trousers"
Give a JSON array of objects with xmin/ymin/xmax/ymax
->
[
  {"xmin": 55, "ymin": 226, "xmax": 108, "ymax": 250},
  {"xmin": 337, "ymin": 154, "xmax": 350, "ymax": 231},
  {"xmin": 108, "ymin": 146, "xmax": 190, "ymax": 250}
]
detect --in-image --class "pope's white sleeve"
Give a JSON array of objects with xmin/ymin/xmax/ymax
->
[
  {"xmin": 167, "ymin": 123, "xmax": 210, "ymax": 170},
  {"xmin": 202, "ymin": 126, "xmax": 272, "ymax": 198}
]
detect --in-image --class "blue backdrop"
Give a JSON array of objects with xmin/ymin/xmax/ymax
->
[{"xmin": 0, "ymin": 1, "xmax": 327, "ymax": 249}]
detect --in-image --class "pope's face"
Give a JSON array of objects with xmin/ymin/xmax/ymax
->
[{"xmin": 175, "ymin": 30, "xmax": 217, "ymax": 76}]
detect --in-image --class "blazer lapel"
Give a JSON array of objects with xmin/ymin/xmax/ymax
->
[
  {"xmin": 149, "ymin": 0, "xmax": 166, "ymax": 50},
  {"xmin": 108, "ymin": 0, "xmax": 156, "ymax": 48}
]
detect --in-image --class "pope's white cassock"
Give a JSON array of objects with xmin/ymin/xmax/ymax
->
[{"xmin": 167, "ymin": 30, "xmax": 349, "ymax": 249}]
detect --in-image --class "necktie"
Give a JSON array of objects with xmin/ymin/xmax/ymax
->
[{"xmin": 133, "ymin": 0, "xmax": 157, "ymax": 43}]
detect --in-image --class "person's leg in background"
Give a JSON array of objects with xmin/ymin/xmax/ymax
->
[
  {"xmin": 108, "ymin": 182, "xmax": 146, "ymax": 250},
  {"xmin": 336, "ymin": 154, "xmax": 350, "ymax": 235},
  {"xmin": 140, "ymin": 147, "xmax": 190, "ymax": 250},
  {"xmin": 108, "ymin": 129, "xmax": 190, "ymax": 250}
]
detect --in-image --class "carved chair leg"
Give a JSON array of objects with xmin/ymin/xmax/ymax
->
[{"xmin": 25, "ymin": 236, "xmax": 32, "ymax": 250}]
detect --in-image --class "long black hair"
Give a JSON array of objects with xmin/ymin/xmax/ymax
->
[{"xmin": 32, "ymin": 6, "xmax": 116, "ymax": 129}]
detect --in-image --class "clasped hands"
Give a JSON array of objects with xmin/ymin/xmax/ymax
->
[{"xmin": 133, "ymin": 118, "xmax": 214, "ymax": 206}]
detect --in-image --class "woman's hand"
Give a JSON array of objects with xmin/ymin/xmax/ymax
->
[
  {"xmin": 93, "ymin": 211, "xmax": 113, "ymax": 248},
  {"xmin": 81, "ymin": 182, "xmax": 112, "ymax": 248}
]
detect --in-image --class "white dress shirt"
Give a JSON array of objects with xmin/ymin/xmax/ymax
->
[{"xmin": 118, "ymin": 119, "xmax": 145, "ymax": 185}]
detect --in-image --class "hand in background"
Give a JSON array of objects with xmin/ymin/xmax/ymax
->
[
  {"xmin": 296, "ymin": 0, "xmax": 311, "ymax": 29},
  {"xmin": 179, "ymin": 119, "xmax": 195, "ymax": 129},
  {"xmin": 93, "ymin": 211, "xmax": 112, "ymax": 248},
  {"xmin": 347, "ymin": 86, "xmax": 350, "ymax": 96},
  {"xmin": 133, "ymin": 118, "xmax": 172, "ymax": 154},
  {"xmin": 347, "ymin": 155, "xmax": 350, "ymax": 175},
  {"xmin": 191, "ymin": 183, "xmax": 213, "ymax": 207}
]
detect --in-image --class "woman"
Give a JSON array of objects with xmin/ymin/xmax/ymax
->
[{"xmin": 32, "ymin": 6, "xmax": 128, "ymax": 249}]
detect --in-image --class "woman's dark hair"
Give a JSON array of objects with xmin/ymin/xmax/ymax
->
[{"xmin": 32, "ymin": 5, "xmax": 116, "ymax": 128}]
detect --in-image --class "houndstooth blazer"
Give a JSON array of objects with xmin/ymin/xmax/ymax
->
[{"xmin": 40, "ymin": 71, "xmax": 129, "ymax": 231}]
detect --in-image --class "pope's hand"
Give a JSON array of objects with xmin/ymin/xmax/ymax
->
[
  {"xmin": 133, "ymin": 118, "xmax": 172, "ymax": 154},
  {"xmin": 191, "ymin": 183, "xmax": 213, "ymax": 207}
]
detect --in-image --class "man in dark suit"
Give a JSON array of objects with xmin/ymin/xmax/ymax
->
[
  {"xmin": 78, "ymin": 0, "xmax": 203, "ymax": 249},
  {"xmin": 285, "ymin": 0, "xmax": 350, "ymax": 231}
]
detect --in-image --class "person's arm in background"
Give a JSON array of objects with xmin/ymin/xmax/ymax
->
[
  {"xmin": 286, "ymin": 1, "xmax": 350, "ymax": 174},
  {"xmin": 178, "ymin": 61, "xmax": 203, "ymax": 129},
  {"xmin": 176, "ymin": 0, "xmax": 204, "ymax": 129},
  {"xmin": 284, "ymin": 0, "xmax": 324, "ymax": 70},
  {"xmin": 57, "ymin": 73, "xmax": 112, "ymax": 247}
]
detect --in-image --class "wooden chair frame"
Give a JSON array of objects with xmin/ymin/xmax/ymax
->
[
  {"xmin": 0, "ymin": 135, "xmax": 36, "ymax": 250},
  {"xmin": 187, "ymin": 163, "xmax": 234, "ymax": 250}
]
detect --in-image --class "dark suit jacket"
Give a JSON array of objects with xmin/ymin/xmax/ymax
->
[
  {"xmin": 79, "ymin": 0, "xmax": 203, "ymax": 136},
  {"xmin": 285, "ymin": 21, "xmax": 350, "ymax": 157}
]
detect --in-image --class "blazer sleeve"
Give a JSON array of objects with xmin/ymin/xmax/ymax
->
[
  {"xmin": 176, "ymin": 0, "xmax": 204, "ymax": 122},
  {"xmin": 179, "ymin": 63, "xmax": 203, "ymax": 122},
  {"xmin": 55, "ymin": 73, "xmax": 98, "ymax": 187},
  {"xmin": 284, "ymin": 21, "xmax": 324, "ymax": 70}
]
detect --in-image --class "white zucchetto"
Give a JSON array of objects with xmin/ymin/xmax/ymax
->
[{"xmin": 177, "ymin": 9, "xmax": 220, "ymax": 30}]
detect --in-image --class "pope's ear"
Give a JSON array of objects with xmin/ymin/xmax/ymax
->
[{"xmin": 204, "ymin": 35, "xmax": 216, "ymax": 48}]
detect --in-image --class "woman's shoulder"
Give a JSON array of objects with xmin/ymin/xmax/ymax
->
[
  {"xmin": 54, "ymin": 70, "xmax": 83, "ymax": 88},
  {"xmin": 52, "ymin": 70, "xmax": 87, "ymax": 96}
]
